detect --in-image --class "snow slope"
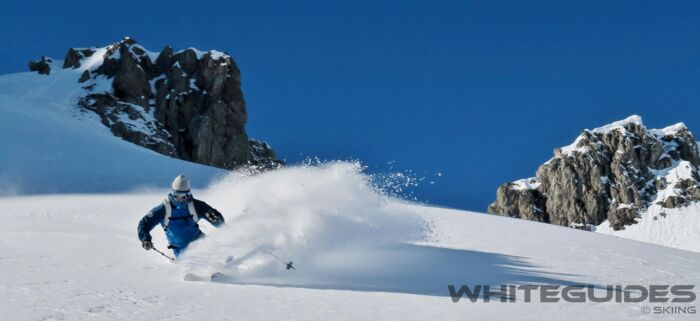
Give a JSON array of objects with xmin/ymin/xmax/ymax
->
[
  {"xmin": 0, "ymin": 66, "xmax": 698, "ymax": 320},
  {"xmin": 595, "ymin": 158, "xmax": 700, "ymax": 252},
  {"xmin": 1, "ymin": 163, "xmax": 699, "ymax": 321},
  {"xmin": 596, "ymin": 201, "xmax": 700, "ymax": 252},
  {"xmin": 0, "ymin": 69, "xmax": 223, "ymax": 195}
]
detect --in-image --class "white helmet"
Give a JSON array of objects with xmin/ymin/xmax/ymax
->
[{"xmin": 171, "ymin": 174, "xmax": 191, "ymax": 193}]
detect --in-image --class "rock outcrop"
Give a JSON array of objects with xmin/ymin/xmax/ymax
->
[
  {"xmin": 28, "ymin": 56, "xmax": 52, "ymax": 75},
  {"xmin": 488, "ymin": 116, "xmax": 700, "ymax": 230},
  {"xmin": 31, "ymin": 37, "xmax": 280, "ymax": 169}
]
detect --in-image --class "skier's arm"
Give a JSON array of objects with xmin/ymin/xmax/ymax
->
[
  {"xmin": 137, "ymin": 205, "xmax": 165, "ymax": 241},
  {"xmin": 195, "ymin": 200, "xmax": 225, "ymax": 227}
]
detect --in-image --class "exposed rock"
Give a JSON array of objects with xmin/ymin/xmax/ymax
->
[
  {"xmin": 72, "ymin": 37, "xmax": 278, "ymax": 169},
  {"xmin": 487, "ymin": 178, "xmax": 548, "ymax": 222},
  {"xmin": 112, "ymin": 44, "xmax": 151, "ymax": 106},
  {"xmin": 63, "ymin": 48, "xmax": 95, "ymax": 69},
  {"xmin": 79, "ymin": 93, "xmax": 174, "ymax": 156},
  {"xmin": 489, "ymin": 116, "xmax": 700, "ymax": 231},
  {"xmin": 249, "ymin": 139, "xmax": 284, "ymax": 169},
  {"xmin": 63, "ymin": 49, "xmax": 82, "ymax": 69},
  {"xmin": 79, "ymin": 70, "xmax": 91, "ymax": 83},
  {"xmin": 174, "ymin": 49, "xmax": 199, "ymax": 75},
  {"xmin": 28, "ymin": 56, "xmax": 52, "ymax": 75},
  {"xmin": 660, "ymin": 196, "xmax": 687, "ymax": 208},
  {"xmin": 154, "ymin": 46, "xmax": 174, "ymax": 74}
]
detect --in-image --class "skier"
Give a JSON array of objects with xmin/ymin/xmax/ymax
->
[{"xmin": 137, "ymin": 174, "xmax": 225, "ymax": 257}]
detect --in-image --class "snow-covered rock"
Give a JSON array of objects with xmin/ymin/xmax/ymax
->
[
  {"xmin": 0, "ymin": 67, "xmax": 224, "ymax": 195},
  {"xmin": 29, "ymin": 37, "xmax": 281, "ymax": 169},
  {"xmin": 489, "ymin": 115, "xmax": 700, "ymax": 251},
  {"xmin": 28, "ymin": 56, "xmax": 53, "ymax": 75}
]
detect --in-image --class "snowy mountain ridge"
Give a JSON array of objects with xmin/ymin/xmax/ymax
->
[
  {"xmin": 489, "ymin": 115, "xmax": 700, "ymax": 252},
  {"xmin": 0, "ymin": 63, "xmax": 223, "ymax": 195},
  {"xmin": 28, "ymin": 37, "xmax": 280, "ymax": 170}
]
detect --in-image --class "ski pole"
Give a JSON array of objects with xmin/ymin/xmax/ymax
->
[
  {"xmin": 152, "ymin": 246, "xmax": 175, "ymax": 261},
  {"xmin": 264, "ymin": 251, "xmax": 295, "ymax": 270}
]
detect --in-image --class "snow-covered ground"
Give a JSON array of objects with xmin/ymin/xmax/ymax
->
[
  {"xmin": 596, "ymin": 201, "xmax": 700, "ymax": 252},
  {"xmin": 1, "ymin": 164, "xmax": 698, "ymax": 320},
  {"xmin": 1, "ymin": 61, "xmax": 699, "ymax": 320},
  {"xmin": 0, "ymin": 68, "xmax": 223, "ymax": 196}
]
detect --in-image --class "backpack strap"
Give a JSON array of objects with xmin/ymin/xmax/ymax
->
[
  {"xmin": 163, "ymin": 198, "xmax": 172, "ymax": 228},
  {"xmin": 162, "ymin": 197, "xmax": 199, "ymax": 229},
  {"xmin": 188, "ymin": 201, "xmax": 199, "ymax": 223}
]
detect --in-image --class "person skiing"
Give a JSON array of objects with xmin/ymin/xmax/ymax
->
[{"xmin": 137, "ymin": 174, "xmax": 225, "ymax": 257}]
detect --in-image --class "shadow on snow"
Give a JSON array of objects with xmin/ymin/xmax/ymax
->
[{"xmin": 187, "ymin": 243, "xmax": 586, "ymax": 298}]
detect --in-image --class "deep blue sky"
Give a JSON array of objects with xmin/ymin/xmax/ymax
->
[{"xmin": 3, "ymin": 1, "xmax": 700, "ymax": 211}]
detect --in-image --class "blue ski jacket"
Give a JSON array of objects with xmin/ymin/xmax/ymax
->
[{"xmin": 137, "ymin": 195, "xmax": 225, "ymax": 256}]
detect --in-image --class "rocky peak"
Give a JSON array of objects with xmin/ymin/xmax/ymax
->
[
  {"xmin": 30, "ymin": 37, "xmax": 281, "ymax": 169},
  {"xmin": 488, "ymin": 115, "xmax": 700, "ymax": 230}
]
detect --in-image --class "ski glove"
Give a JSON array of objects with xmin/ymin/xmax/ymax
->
[
  {"xmin": 142, "ymin": 240, "xmax": 153, "ymax": 250},
  {"xmin": 205, "ymin": 210, "xmax": 224, "ymax": 225}
]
